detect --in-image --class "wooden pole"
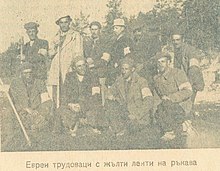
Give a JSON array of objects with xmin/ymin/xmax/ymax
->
[{"xmin": 0, "ymin": 78, "xmax": 31, "ymax": 146}]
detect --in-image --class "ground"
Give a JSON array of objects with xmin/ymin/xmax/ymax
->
[{"xmin": 1, "ymin": 87, "xmax": 220, "ymax": 152}]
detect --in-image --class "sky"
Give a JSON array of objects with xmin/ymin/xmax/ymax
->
[{"xmin": 0, "ymin": 0, "xmax": 156, "ymax": 52}]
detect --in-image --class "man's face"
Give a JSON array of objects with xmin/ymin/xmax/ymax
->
[
  {"xmin": 133, "ymin": 28, "xmax": 142, "ymax": 41},
  {"xmin": 26, "ymin": 29, "xmax": 38, "ymax": 41},
  {"xmin": 172, "ymin": 34, "xmax": 183, "ymax": 49},
  {"xmin": 157, "ymin": 57, "xmax": 170, "ymax": 73},
  {"xmin": 75, "ymin": 60, "xmax": 87, "ymax": 76},
  {"xmin": 90, "ymin": 25, "xmax": 100, "ymax": 39},
  {"xmin": 121, "ymin": 63, "xmax": 133, "ymax": 79},
  {"xmin": 21, "ymin": 69, "xmax": 33, "ymax": 83},
  {"xmin": 113, "ymin": 26, "xmax": 124, "ymax": 36},
  {"xmin": 59, "ymin": 18, "xmax": 71, "ymax": 33}
]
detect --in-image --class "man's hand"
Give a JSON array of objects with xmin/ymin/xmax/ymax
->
[
  {"xmin": 101, "ymin": 53, "xmax": 111, "ymax": 63},
  {"xmin": 68, "ymin": 103, "xmax": 81, "ymax": 113},
  {"xmin": 128, "ymin": 114, "xmax": 136, "ymax": 120},
  {"xmin": 24, "ymin": 108, "xmax": 39, "ymax": 116},
  {"xmin": 38, "ymin": 48, "xmax": 48, "ymax": 56}
]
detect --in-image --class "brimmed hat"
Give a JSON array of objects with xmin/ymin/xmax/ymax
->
[
  {"xmin": 153, "ymin": 52, "xmax": 172, "ymax": 62},
  {"xmin": 24, "ymin": 22, "xmax": 39, "ymax": 30},
  {"xmin": 89, "ymin": 21, "xmax": 101, "ymax": 29},
  {"xmin": 113, "ymin": 18, "xmax": 125, "ymax": 27},
  {"xmin": 55, "ymin": 15, "xmax": 72, "ymax": 25}
]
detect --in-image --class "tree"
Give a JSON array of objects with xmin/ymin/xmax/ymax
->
[
  {"xmin": 103, "ymin": 0, "xmax": 123, "ymax": 35},
  {"xmin": 182, "ymin": 0, "xmax": 219, "ymax": 51},
  {"xmin": 71, "ymin": 11, "xmax": 90, "ymax": 36}
]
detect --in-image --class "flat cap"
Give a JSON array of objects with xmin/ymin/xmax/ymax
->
[
  {"xmin": 89, "ymin": 21, "xmax": 102, "ymax": 29},
  {"xmin": 24, "ymin": 22, "xmax": 39, "ymax": 30},
  {"xmin": 113, "ymin": 18, "xmax": 125, "ymax": 27},
  {"xmin": 153, "ymin": 52, "xmax": 172, "ymax": 61},
  {"xmin": 55, "ymin": 15, "xmax": 72, "ymax": 25}
]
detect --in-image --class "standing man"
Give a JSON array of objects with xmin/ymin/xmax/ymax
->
[
  {"xmin": 172, "ymin": 32, "xmax": 205, "ymax": 107},
  {"xmin": 105, "ymin": 18, "xmax": 134, "ymax": 86},
  {"xmin": 22, "ymin": 22, "xmax": 49, "ymax": 81},
  {"xmin": 48, "ymin": 15, "xmax": 84, "ymax": 107},
  {"xmin": 153, "ymin": 52, "xmax": 193, "ymax": 148},
  {"xmin": 83, "ymin": 21, "xmax": 111, "ymax": 78}
]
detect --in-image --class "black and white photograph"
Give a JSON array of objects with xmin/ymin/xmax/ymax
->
[{"xmin": 0, "ymin": 0, "xmax": 220, "ymax": 164}]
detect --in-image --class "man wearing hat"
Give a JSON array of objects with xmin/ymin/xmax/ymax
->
[
  {"xmin": 106, "ymin": 54, "xmax": 154, "ymax": 137},
  {"xmin": 101, "ymin": 18, "xmax": 134, "ymax": 86},
  {"xmin": 153, "ymin": 52, "xmax": 193, "ymax": 148},
  {"xmin": 111, "ymin": 18, "xmax": 134, "ymax": 65},
  {"xmin": 6, "ymin": 62, "xmax": 52, "ymax": 150},
  {"xmin": 22, "ymin": 22, "xmax": 49, "ymax": 81},
  {"xmin": 48, "ymin": 15, "xmax": 84, "ymax": 107},
  {"xmin": 171, "ymin": 31, "xmax": 205, "ymax": 107}
]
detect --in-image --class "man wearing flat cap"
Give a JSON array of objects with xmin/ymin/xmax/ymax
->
[
  {"xmin": 106, "ymin": 54, "xmax": 154, "ymax": 137},
  {"xmin": 153, "ymin": 52, "xmax": 193, "ymax": 148},
  {"xmin": 22, "ymin": 22, "xmax": 49, "ymax": 81},
  {"xmin": 48, "ymin": 15, "xmax": 84, "ymax": 107},
  {"xmin": 4, "ymin": 62, "xmax": 53, "ymax": 150}
]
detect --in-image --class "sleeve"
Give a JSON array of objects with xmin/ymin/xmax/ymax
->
[
  {"xmin": 38, "ymin": 80, "xmax": 51, "ymax": 104},
  {"xmin": 168, "ymin": 70, "xmax": 193, "ymax": 103},
  {"xmin": 188, "ymin": 46, "xmax": 205, "ymax": 91},
  {"xmin": 188, "ymin": 66, "xmax": 205, "ymax": 91},
  {"xmin": 61, "ymin": 73, "xmax": 78, "ymax": 105},
  {"xmin": 140, "ymin": 77, "xmax": 154, "ymax": 114},
  {"xmin": 9, "ymin": 80, "xmax": 23, "ymax": 112},
  {"xmin": 73, "ymin": 32, "xmax": 84, "ymax": 57},
  {"xmin": 48, "ymin": 34, "xmax": 59, "ymax": 58}
]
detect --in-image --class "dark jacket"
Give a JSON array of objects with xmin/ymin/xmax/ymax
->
[
  {"xmin": 111, "ymin": 33, "xmax": 134, "ymax": 64},
  {"xmin": 23, "ymin": 38, "xmax": 49, "ymax": 80},
  {"xmin": 173, "ymin": 43, "xmax": 205, "ymax": 91},
  {"xmin": 61, "ymin": 71, "xmax": 100, "ymax": 111}
]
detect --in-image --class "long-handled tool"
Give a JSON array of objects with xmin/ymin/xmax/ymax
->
[{"xmin": 0, "ymin": 78, "xmax": 31, "ymax": 146}]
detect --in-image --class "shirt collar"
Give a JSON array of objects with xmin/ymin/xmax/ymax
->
[{"xmin": 76, "ymin": 73, "xmax": 84, "ymax": 82}]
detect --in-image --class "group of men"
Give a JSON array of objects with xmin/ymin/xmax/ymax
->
[{"xmin": 2, "ymin": 15, "xmax": 205, "ymax": 150}]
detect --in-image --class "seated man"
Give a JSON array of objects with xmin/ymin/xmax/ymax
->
[
  {"xmin": 7, "ymin": 62, "xmax": 52, "ymax": 149},
  {"xmin": 56, "ymin": 59, "xmax": 108, "ymax": 136},
  {"xmin": 153, "ymin": 52, "xmax": 193, "ymax": 148},
  {"xmin": 106, "ymin": 54, "xmax": 154, "ymax": 136}
]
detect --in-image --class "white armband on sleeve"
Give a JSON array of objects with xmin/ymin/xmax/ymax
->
[
  {"xmin": 92, "ymin": 87, "xmax": 101, "ymax": 95},
  {"xmin": 101, "ymin": 53, "xmax": 111, "ymax": 62},
  {"xmin": 124, "ymin": 47, "xmax": 131, "ymax": 56},
  {"xmin": 38, "ymin": 48, "xmax": 47, "ymax": 56},
  {"xmin": 179, "ymin": 82, "xmax": 192, "ymax": 91},
  {"xmin": 190, "ymin": 58, "xmax": 200, "ymax": 67},
  {"xmin": 41, "ymin": 92, "xmax": 51, "ymax": 103},
  {"xmin": 141, "ymin": 87, "xmax": 152, "ymax": 99}
]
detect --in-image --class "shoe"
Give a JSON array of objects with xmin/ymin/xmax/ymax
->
[
  {"xmin": 116, "ymin": 130, "xmax": 125, "ymax": 137},
  {"xmin": 161, "ymin": 131, "xmax": 176, "ymax": 141},
  {"xmin": 92, "ymin": 128, "xmax": 102, "ymax": 135}
]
